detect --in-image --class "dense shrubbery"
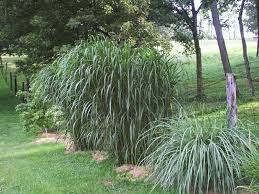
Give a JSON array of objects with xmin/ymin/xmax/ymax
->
[
  {"xmin": 32, "ymin": 37, "xmax": 179, "ymax": 164},
  {"xmin": 16, "ymin": 91, "xmax": 64, "ymax": 133},
  {"xmin": 142, "ymin": 115, "xmax": 255, "ymax": 194}
]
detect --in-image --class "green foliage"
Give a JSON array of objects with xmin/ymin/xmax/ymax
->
[
  {"xmin": 142, "ymin": 115, "xmax": 255, "ymax": 194},
  {"xmin": 240, "ymin": 153, "xmax": 259, "ymax": 192},
  {"xmin": 149, "ymin": 0, "xmax": 195, "ymax": 54},
  {"xmin": 16, "ymin": 91, "xmax": 64, "ymax": 133},
  {"xmin": 0, "ymin": 0, "xmax": 165, "ymax": 66},
  {"xmin": 15, "ymin": 59, "xmax": 40, "ymax": 78},
  {"xmin": 244, "ymin": 0, "xmax": 257, "ymax": 34},
  {"xmin": 32, "ymin": 37, "xmax": 179, "ymax": 164}
]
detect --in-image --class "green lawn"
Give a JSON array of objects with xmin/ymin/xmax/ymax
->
[
  {"xmin": 176, "ymin": 40, "xmax": 259, "ymax": 135},
  {"xmin": 1, "ymin": 39, "xmax": 259, "ymax": 193},
  {"xmin": 0, "ymin": 76, "xmax": 168, "ymax": 194},
  {"xmin": 177, "ymin": 40, "xmax": 259, "ymax": 98}
]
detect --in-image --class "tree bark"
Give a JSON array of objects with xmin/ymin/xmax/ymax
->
[
  {"xmin": 238, "ymin": 0, "xmax": 255, "ymax": 96},
  {"xmin": 193, "ymin": 30, "xmax": 204, "ymax": 98},
  {"xmin": 226, "ymin": 73, "xmax": 237, "ymax": 129},
  {"xmin": 256, "ymin": 0, "xmax": 259, "ymax": 57},
  {"xmin": 0, "ymin": 56, "xmax": 2, "ymax": 66},
  {"xmin": 210, "ymin": 0, "xmax": 232, "ymax": 74},
  {"xmin": 191, "ymin": 0, "xmax": 204, "ymax": 98},
  {"xmin": 210, "ymin": 0, "xmax": 241, "ymax": 96},
  {"xmin": 169, "ymin": 0, "xmax": 204, "ymax": 98}
]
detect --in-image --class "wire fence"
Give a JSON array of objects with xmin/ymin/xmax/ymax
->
[{"xmin": 0, "ymin": 62, "xmax": 29, "ymax": 102}]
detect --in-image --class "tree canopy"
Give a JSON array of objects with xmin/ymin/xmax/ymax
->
[
  {"xmin": 245, "ymin": 0, "xmax": 257, "ymax": 34},
  {"xmin": 0, "ymin": 0, "xmax": 164, "ymax": 64}
]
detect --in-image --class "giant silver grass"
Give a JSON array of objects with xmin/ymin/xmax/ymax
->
[
  {"xmin": 142, "ymin": 115, "xmax": 255, "ymax": 194},
  {"xmin": 32, "ymin": 37, "xmax": 179, "ymax": 164}
]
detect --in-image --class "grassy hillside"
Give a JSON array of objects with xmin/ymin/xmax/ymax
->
[
  {"xmin": 177, "ymin": 40, "xmax": 259, "ymax": 98},
  {"xmin": 175, "ymin": 40, "xmax": 259, "ymax": 136}
]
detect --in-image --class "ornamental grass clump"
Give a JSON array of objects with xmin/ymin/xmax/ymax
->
[
  {"xmin": 142, "ymin": 116, "xmax": 255, "ymax": 194},
  {"xmin": 33, "ymin": 37, "xmax": 179, "ymax": 164}
]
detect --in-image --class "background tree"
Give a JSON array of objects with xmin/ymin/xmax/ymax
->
[
  {"xmin": 238, "ymin": 0, "xmax": 255, "ymax": 96},
  {"xmin": 210, "ymin": 0, "xmax": 233, "ymax": 74},
  {"xmin": 0, "ymin": 0, "xmax": 164, "ymax": 67},
  {"xmin": 256, "ymin": 0, "xmax": 259, "ymax": 56},
  {"xmin": 244, "ymin": 0, "xmax": 257, "ymax": 34},
  {"xmin": 244, "ymin": 0, "xmax": 259, "ymax": 56},
  {"xmin": 150, "ymin": 0, "xmax": 205, "ymax": 98},
  {"xmin": 209, "ymin": 0, "xmax": 244, "ymax": 96}
]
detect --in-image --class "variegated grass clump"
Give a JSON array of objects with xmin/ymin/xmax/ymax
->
[
  {"xmin": 33, "ymin": 37, "xmax": 179, "ymax": 164},
  {"xmin": 142, "ymin": 115, "xmax": 255, "ymax": 194}
]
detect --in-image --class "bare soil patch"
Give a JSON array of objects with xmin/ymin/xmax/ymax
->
[
  {"xmin": 115, "ymin": 164, "xmax": 151, "ymax": 179},
  {"xmin": 91, "ymin": 151, "xmax": 109, "ymax": 163},
  {"xmin": 32, "ymin": 132, "xmax": 66, "ymax": 145}
]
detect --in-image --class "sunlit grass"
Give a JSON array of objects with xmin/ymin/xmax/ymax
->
[
  {"xmin": 176, "ymin": 40, "xmax": 259, "ymax": 99},
  {"xmin": 0, "ymin": 72, "xmax": 169, "ymax": 194},
  {"xmin": 1, "ymin": 39, "xmax": 259, "ymax": 193}
]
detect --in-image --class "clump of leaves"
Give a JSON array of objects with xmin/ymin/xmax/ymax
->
[
  {"xmin": 16, "ymin": 90, "xmax": 65, "ymax": 133},
  {"xmin": 142, "ymin": 115, "xmax": 255, "ymax": 194},
  {"xmin": 33, "ymin": 37, "xmax": 179, "ymax": 164}
]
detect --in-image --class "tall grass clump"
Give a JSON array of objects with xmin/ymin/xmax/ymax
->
[
  {"xmin": 239, "ymin": 153, "xmax": 259, "ymax": 192},
  {"xmin": 33, "ymin": 37, "xmax": 179, "ymax": 164},
  {"xmin": 142, "ymin": 115, "xmax": 255, "ymax": 194}
]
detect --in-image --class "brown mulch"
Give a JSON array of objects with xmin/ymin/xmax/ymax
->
[
  {"xmin": 115, "ymin": 164, "xmax": 151, "ymax": 179},
  {"xmin": 32, "ymin": 132, "xmax": 66, "ymax": 145},
  {"xmin": 32, "ymin": 132, "xmax": 77, "ymax": 153},
  {"xmin": 91, "ymin": 151, "xmax": 109, "ymax": 163}
]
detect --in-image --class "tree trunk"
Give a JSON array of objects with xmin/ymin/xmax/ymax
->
[
  {"xmin": 190, "ymin": 0, "xmax": 204, "ymax": 99},
  {"xmin": 210, "ymin": 0, "xmax": 232, "ymax": 74},
  {"xmin": 193, "ymin": 30, "xmax": 204, "ymax": 98},
  {"xmin": 256, "ymin": 0, "xmax": 259, "ymax": 57},
  {"xmin": 238, "ymin": 0, "xmax": 255, "ymax": 96},
  {"xmin": 0, "ymin": 56, "xmax": 2, "ymax": 66},
  {"xmin": 210, "ymin": 0, "xmax": 241, "ymax": 96}
]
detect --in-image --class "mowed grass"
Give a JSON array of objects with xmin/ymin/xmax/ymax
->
[
  {"xmin": 177, "ymin": 39, "xmax": 259, "ymax": 135},
  {"xmin": 0, "ymin": 39, "xmax": 259, "ymax": 193},
  {"xmin": 177, "ymin": 40, "xmax": 259, "ymax": 98},
  {"xmin": 0, "ymin": 76, "xmax": 168, "ymax": 194}
]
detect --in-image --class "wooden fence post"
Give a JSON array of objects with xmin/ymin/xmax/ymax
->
[
  {"xmin": 5, "ymin": 63, "xmax": 7, "ymax": 81},
  {"xmin": 0, "ymin": 56, "xmax": 2, "ymax": 67},
  {"xmin": 26, "ymin": 78, "xmax": 30, "ymax": 92},
  {"xmin": 226, "ymin": 73, "xmax": 237, "ymax": 128},
  {"xmin": 14, "ymin": 75, "xmax": 18, "ymax": 95},
  {"xmin": 10, "ymin": 72, "xmax": 13, "ymax": 91},
  {"xmin": 0, "ymin": 61, "xmax": 3, "ymax": 74},
  {"xmin": 22, "ymin": 82, "xmax": 26, "ymax": 102}
]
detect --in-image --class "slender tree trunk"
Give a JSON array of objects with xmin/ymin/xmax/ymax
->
[
  {"xmin": 210, "ymin": 0, "xmax": 232, "ymax": 74},
  {"xmin": 256, "ymin": 0, "xmax": 259, "ymax": 57},
  {"xmin": 210, "ymin": 0, "xmax": 241, "ymax": 96},
  {"xmin": 238, "ymin": 0, "xmax": 255, "ymax": 96},
  {"xmin": 193, "ymin": 30, "xmax": 204, "ymax": 98},
  {"xmin": 190, "ymin": 0, "xmax": 204, "ymax": 98}
]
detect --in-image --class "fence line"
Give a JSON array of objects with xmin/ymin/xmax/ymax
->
[{"xmin": 0, "ymin": 62, "xmax": 29, "ymax": 102}]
